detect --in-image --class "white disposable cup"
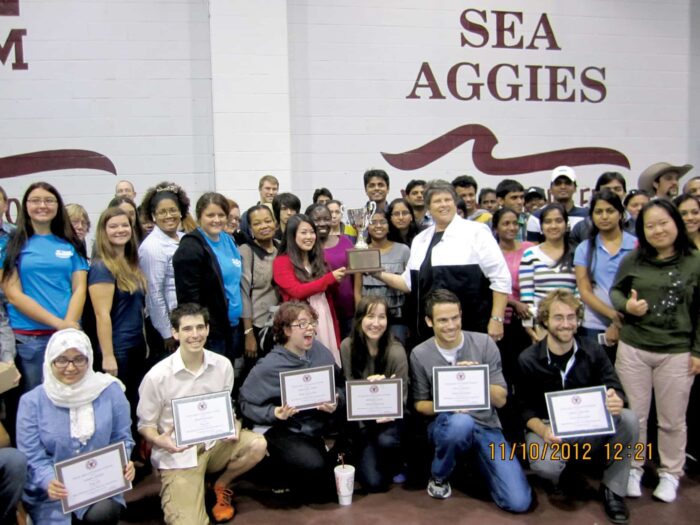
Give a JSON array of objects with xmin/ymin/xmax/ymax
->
[{"xmin": 334, "ymin": 464, "xmax": 355, "ymax": 505}]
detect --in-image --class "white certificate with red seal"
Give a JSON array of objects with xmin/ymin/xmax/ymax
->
[
  {"xmin": 546, "ymin": 385, "xmax": 615, "ymax": 439},
  {"xmin": 346, "ymin": 378, "xmax": 403, "ymax": 421},
  {"xmin": 432, "ymin": 365, "xmax": 490, "ymax": 412},
  {"xmin": 54, "ymin": 441, "xmax": 131, "ymax": 514},
  {"xmin": 279, "ymin": 365, "xmax": 335, "ymax": 410},
  {"xmin": 171, "ymin": 390, "xmax": 236, "ymax": 447}
]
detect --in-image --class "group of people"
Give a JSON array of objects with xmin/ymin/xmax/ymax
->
[{"xmin": 0, "ymin": 161, "xmax": 698, "ymax": 525}]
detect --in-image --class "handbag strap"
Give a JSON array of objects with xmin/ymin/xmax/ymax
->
[{"xmin": 248, "ymin": 245, "xmax": 255, "ymax": 299}]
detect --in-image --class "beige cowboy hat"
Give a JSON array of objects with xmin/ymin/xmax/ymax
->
[{"xmin": 637, "ymin": 162, "xmax": 693, "ymax": 193}]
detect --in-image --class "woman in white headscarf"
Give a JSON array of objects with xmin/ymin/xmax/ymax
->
[{"xmin": 16, "ymin": 328, "xmax": 134, "ymax": 524}]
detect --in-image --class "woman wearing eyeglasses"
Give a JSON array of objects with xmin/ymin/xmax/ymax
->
[
  {"xmin": 16, "ymin": 329, "xmax": 134, "ymax": 524},
  {"xmin": 137, "ymin": 182, "xmax": 190, "ymax": 365},
  {"xmin": 2, "ymin": 183, "xmax": 88, "ymax": 392},
  {"xmin": 239, "ymin": 301, "xmax": 345, "ymax": 503},
  {"xmin": 387, "ymin": 198, "xmax": 419, "ymax": 247},
  {"xmin": 354, "ymin": 209, "xmax": 410, "ymax": 345}
]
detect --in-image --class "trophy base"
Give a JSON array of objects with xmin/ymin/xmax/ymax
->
[{"xmin": 345, "ymin": 247, "xmax": 383, "ymax": 274}]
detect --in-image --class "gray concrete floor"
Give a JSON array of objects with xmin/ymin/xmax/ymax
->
[{"xmin": 119, "ymin": 467, "xmax": 700, "ymax": 525}]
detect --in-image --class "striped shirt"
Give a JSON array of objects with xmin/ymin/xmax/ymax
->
[
  {"xmin": 138, "ymin": 226, "xmax": 184, "ymax": 338},
  {"xmin": 519, "ymin": 244, "xmax": 577, "ymax": 309}
]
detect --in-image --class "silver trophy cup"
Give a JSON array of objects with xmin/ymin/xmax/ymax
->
[{"xmin": 344, "ymin": 201, "xmax": 377, "ymax": 249}]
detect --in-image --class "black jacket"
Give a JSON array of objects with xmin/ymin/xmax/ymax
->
[
  {"xmin": 173, "ymin": 229, "xmax": 233, "ymax": 354},
  {"xmin": 515, "ymin": 336, "xmax": 627, "ymax": 426}
]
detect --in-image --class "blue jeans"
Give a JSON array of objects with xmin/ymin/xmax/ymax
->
[
  {"xmin": 0, "ymin": 448, "xmax": 26, "ymax": 523},
  {"xmin": 0, "ymin": 302, "xmax": 16, "ymax": 362},
  {"xmin": 389, "ymin": 324, "xmax": 409, "ymax": 347},
  {"xmin": 578, "ymin": 326, "xmax": 617, "ymax": 363},
  {"xmin": 428, "ymin": 413, "xmax": 531, "ymax": 513},
  {"xmin": 15, "ymin": 333, "xmax": 51, "ymax": 393},
  {"xmin": 353, "ymin": 420, "xmax": 403, "ymax": 492}
]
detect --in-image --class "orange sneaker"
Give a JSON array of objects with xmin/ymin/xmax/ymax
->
[{"xmin": 211, "ymin": 485, "xmax": 235, "ymax": 522}]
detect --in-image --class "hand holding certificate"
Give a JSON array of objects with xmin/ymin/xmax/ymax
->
[
  {"xmin": 545, "ymin": 385, "xmax": 616, "ymax": 439},
  {"xmin": 346, "ymin": 378, "xmax": 403, "ymax": 421},
  {"xmin": 54, "ymin": 442, "xmax": 131, "ymax": 514},
  {"xmin": 279, "ymin": 365, "xmax": 336, "ymax": 410},
  {"xmin": 432, "ymin": 365, "xmax": 490, "ymax": 412},
  {"xmin": 172, "ymin": 391, "xmax": 236, "ymax": 447}
]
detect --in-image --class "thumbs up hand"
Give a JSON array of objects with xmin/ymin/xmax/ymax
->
[{"xmin": 625, "ymin": 289, "xmax": 649, "ymax": 317}]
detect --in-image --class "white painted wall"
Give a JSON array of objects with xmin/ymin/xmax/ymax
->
[
  {"xmin": 1, "ymin": 0, "xmax": 697, "ymax": 220},
  {"xmin": 208, "ymin": 0, "xmax": 293, "ymax": 207},
  {"xmin": 0, "ymin": 0, "xmax": 214, "ymax": 224}
]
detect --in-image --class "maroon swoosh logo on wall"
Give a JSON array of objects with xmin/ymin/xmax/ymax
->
[
  {"xmin": 0, "ymin": 150, "xmax": 117, "ymax": 178},
  {"xmin": 381, "ymin": 124, "xmax": 630, "ymax": 175}
]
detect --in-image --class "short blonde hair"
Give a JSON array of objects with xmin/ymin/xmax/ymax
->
[
  {"xmin": 65, "ymin": 203, "xmax": 90, "ymax": 230},
  {"xmin": 258, "ymin": 175, "xmax": 279, "ymax": 189},
  {"xmin": 536, "ymin": 289, "xmax": 584, "ymax": 326}
]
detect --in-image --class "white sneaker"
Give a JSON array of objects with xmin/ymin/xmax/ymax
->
[
  {"xmin": 627, "ymin": 469, "xmax": 642, "ymax": 498},
  {"xmin": 653, "ymin": 472, "xmax": 679, "ymax": 503}
]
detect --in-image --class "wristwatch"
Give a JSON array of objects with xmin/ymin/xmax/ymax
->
[{"xmin": 490, "ymin": 316, "xmax": 504, "ymax": 323}]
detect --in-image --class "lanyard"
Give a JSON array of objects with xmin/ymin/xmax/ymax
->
[{"xmin": 547, "ymin": 342, "xmax": 578, "ymax": 388}]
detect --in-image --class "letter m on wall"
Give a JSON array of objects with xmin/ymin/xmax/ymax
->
[
  {"xmin": 0, "ymin": 1, "xmax": 27, "ymax": 70},
  {"xmin": 0, "ymin": 29, "xmax": 27, "ymax": 69}
]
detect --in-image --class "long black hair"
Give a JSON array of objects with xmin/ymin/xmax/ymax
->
[
  {"xmin": 635, "ymin": 199, "xmax": 694, "ymax": 260},
  {"xmin": 539, "ymin": 203, "xmax": 573, "ymax": 271},
  {"xmin": 349, "ymin": 296, "xmax": 393, "ymax": 380},
  {"xmin": 3, "ymin": 182, "xmax": 87, "ymax": 282},
  {"xmin": 279, "ymin": 214, "xmax": 328, "ymax": 282},
  {"xmin": 491, "ymin": 206, "xmax": 519, "ymax": 242},
  {"xmin": 387, "ymin": 198, "xmax": 418, "ymax": 246},
  {"xmin": 367, "ymin": 209, "xmax": 390, "ymax": 246},
  {"xmin": 585, "ymin": 189, "xmax": 625, "ymax": 282}
]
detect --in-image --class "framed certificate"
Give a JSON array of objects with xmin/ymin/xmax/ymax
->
[
  {"xmin": 280, "ymin": 365, "xmax": 335, "ymax": 410},
  {"xmin": 346, "ymin": 378, "xmax": 403, "ymax": 421},
  {"xmin": 172, "ymin": 390, "xmax": 236, "ymax": 447},
  {"xmin": 432, "ymin": 365, "xmax": 490, "ymax": 412},
  {"xmin": 54, "ymin": 441, "xmax": 131, "ymax": 514},
  {"xmin": 546, "ymin": 385, "xmax": 616, "ymax": 439}
]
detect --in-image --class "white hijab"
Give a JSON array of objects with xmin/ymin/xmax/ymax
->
[{"xmin": 43, "ymin": 329, "xmax": 124, "ymax": 445}]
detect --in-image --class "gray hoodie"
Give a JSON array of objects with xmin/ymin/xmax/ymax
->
[{"xmin": 239, "ymin": 340, "xmax": 346, "ymax": 436}]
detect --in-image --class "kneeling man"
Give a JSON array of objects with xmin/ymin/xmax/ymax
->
[
  {"xmin": 515, "ymin": 290, "xmax": 638, "ymax": 524},
  {"xmin": 410, "ymin": 289, "xmax": 531, "ymax": 512},
  {"xmin": 137, "ymin": 303, "xmax": 267, "ymax": 524}
]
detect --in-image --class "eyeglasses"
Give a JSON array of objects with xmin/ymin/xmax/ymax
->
[
  {"xmin": 155, "ymin": 208, "xmax": 181, "ymax": 218},
  {"xmin": 27, "ymin": 197, "xmax": 58, "ymax": 206},
  {"xmin": 289, "ymin": 320, "xmax": 318, "ymax": 330},
  {"xmin": 53, "ymin": 355, "xmax": 89, "ymax": 369}
]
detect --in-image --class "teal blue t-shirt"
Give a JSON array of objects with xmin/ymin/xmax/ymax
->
[
  {"xmin": 201, "ymin": 228, "xmax": 242, "ymax": 326},
  {"xmin": 8, "ymin": 234, "xmax": 89, "ymax": 331}
]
